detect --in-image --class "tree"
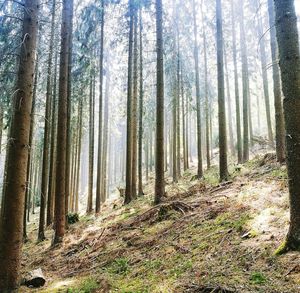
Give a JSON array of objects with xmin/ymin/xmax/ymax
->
[
  {"xmin": 216, "ymin": 0, "xmax": 228, "ymax": 181},
  {"xmin": 53, "ymin": 0, "xmax": 74, "ymax": 244},
  {"xmin": 125, "ymin": 0, "xmax": 135, "ymax": 205},
  {"xmin": 154, "ymin": 0, "xmax": 165, "ymax": 204},
  {"xmin": 138, "ymin": 8, "xmax": 144, "ymax": 196},
  {"xmin": 231, "ymin": 0, "xmax": 242, "ymax": 164},
  {"xmin": 38, "ymin": 0, "xmax": 57, "ymax": 242},
  {"xmin": 0, "ymin": 0, "xmax": 39, "ymax": 290},
  {"xmin": 96, "ymin": 0, "xmax": 105, "ymax": 214},
  {"xmin": 239, "ymin": 0, "xmax": 250, "ymax": 162},
  {"xmin": 192, "ymin": 0, "xmax": 203, "ymax": 179},
  {"xmin": 268, "ymin": 0, "xmax": 285, "ymax": 162},
  {"xmin": 274, "ymin": 0, "xmax": 300, "ymax": 252}
]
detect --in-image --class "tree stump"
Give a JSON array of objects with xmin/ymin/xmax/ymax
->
[{"xmin": 23, "ymin": 268, "xmax": 46, "ymax": 288}]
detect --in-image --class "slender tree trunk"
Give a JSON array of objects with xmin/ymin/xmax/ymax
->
[
  {"xmin": 23, "ymin": 38, "xmax": 39, "ymax": 241},
  {"xmin": 255, "ymin": 0, "xmax": 274, "ymax": 146},
  {"xmin": 176, "ymin": 55, "xmax": 181, "ymax": 178},
  {"xmin": 47, "ymin": 49, "xmax": 58, "ymax": 227},
  {"xmin": 75, "ymin": 96, "xmax": 83, "ymax": 213},
  {"xmin": 274, "ymin": 0, "xmax": 300, "ymax": 252},
  {"xmin": 216, "ymin": 0, "xmax": 228, "ymax": 181},
  {"xmin": 268, "ymin": 0, "xmax": 285, "ymax": 162},
  {"xmin": 224, "ymin": 46, "xmax": 235, "ymax": 155},
  {"xmin": 192, "ymin": 0, "xmax": 203, "ymax": 178},
  {"xmin": 65, "ymin": 0, "xmax": 74, "ymax": 221},
  {"xmin": 231, "ymin": 0, "xmax": 242, "ymax": 163},
  {"xmin": 125, "ymin": 0, "xmax": 134, "ymax": 205},
  {"xmin": 38, "ymin": 0, "xmax": 56, "ymax": 241},
  {"xmin": 131, "ymin": 16, "xmax": 138, "ymax": 200},
  {"xmin": 154, "ymin": 0, "xmax": 165, "ymax": 204},
  {"xmin": 96, "ymin": 0, "xmax": 104, "ymax": 214},
  {"xmin": 87, "ymin": 67, "xmax": 95, "ymax": 213},
  {"xmin": 172, "ymin": 86, "xmax": 177, "ymax": 183},
  {"xmin": 201, "ymin": 1, "xmax": 210, "ymax": 169},
  {"xmin": 53, "ymin": 0, "xmax": 73, "ymax": 244},
  {"xmin": 240, "ymin": 0, "xmax": 250, "ymax": 162},
  {"xmin": 138, "ymin": 9, "xmax": 144, "ymax": 196},
  {"xmin": 101, "ymin": 67, "xmax": 110, "ymax": 203},
  {"xmin": 0, "ymin": 1, "xmax": 39, "ymax": 290}
]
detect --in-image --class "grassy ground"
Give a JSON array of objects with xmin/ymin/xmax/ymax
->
[{"xmin": 20, "ymin": 154, "xmax": 300, "ymax": 292}]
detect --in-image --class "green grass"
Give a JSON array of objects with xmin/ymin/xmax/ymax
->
[{"xmin": 250, "ymin": 272, "xmax": 267, "ymax": 284}]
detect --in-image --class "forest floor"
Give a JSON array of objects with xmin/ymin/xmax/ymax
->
[{"xmin": 20, "ymin": 153, "xmax": 300, "ymax": 293}]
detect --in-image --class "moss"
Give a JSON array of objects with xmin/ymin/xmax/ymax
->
[
  {"xmin": 250, "ymin": 272, "xmax": 267, "ymax": 284},
  {"xmin": 274, "ymin": 240, "xmax": 288, "ymax": 255}
]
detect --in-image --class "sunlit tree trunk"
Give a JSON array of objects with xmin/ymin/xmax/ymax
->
[{"xmin": 0, "ymin": 0, "xmax": 39, "ymax": 290}]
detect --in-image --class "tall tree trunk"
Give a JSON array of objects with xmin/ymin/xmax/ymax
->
[
  {"xmin": 274, "ymin": 0, "xmax": 300, "ymax": 252},
  {"xmin": 101, "ymin": 67, "xmax": 110, "ymax": 203},
  {"xmin": 38, "ymin": 0, "xmax": 56, "ymax": 241},
  {"xmin": 65, "ymin": 0, "xmax": 74, "ymax": 220},
  {"xmin": 87, "ymin": 67, "xmax": 95, "ymax": 213},
  {"xmin": 0, "ymin": 0, "xmax": 39, "ymax": 290},
  {"xmin": 224, "ymin": 46, "xmax": 235, "ymax": 155},
  {"xmin": 255, "ymin": 0, "xmax": 274, "ymax": 146},
  {"xmin": 240, "ymin": 0, "xmax": 250, "ymax": 162},
  {"xmin": 231, "ymin": 0, "xmax": 242, "ymax": 164},
  {"xmin": 138, "ymin": 8, "xmax": 144, "ymax": 196},
  {"xmin": 131, "ymin": 15, "xmax": 138, "ymax": 200},
  {"xmin": 192, "ymin": 0, "xmax": 203, "ymax": 178},
  {"xmin": 172, "ymin": 86, "xmax": 177, "ymax": 183},
  {"xmin": 268, "ymin": 0, "xmax": 285, "ymax": 162},
  {"xmin": 201, "ymin": 1, "xmax": 210, "ymax": 169},
  {"xmin": 125, "ymin": 0, "xmax": 134, "ymax": 205},
  {"xmin": 75, "ymin": 96, "xmax": 83, "ymax": 213},
  {"xmin": 154, "ymin": 0, "xmax": 165, "ymax": 204},
  {"xmin": 47, "ymin": 49, "xmax": 58, "ymax": 227},
  {"xmin": 95, "ymin": 0, "xmax": 104, "ymax": 214},
  {"xmin": 23, "ymin": 36, "xmax": 39, "ymax": 241},
  {"xmin": 53, "ymin": 0, "xmax": 73, "ymax": 244},
  {"xmin": 216, "ymin": 0, "xmax": 228, "ymax": 181}
]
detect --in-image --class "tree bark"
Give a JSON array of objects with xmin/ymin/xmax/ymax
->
[
  {"xmin": 38, "ymin": 0, "xmax": 56, "ymax": 241},
  {"xmin": 231, "ymin": 0, "xmax": 242, "ymax": 164},
  {"xmin": 216, "ymin": 0, "xmax": 228, "ymax": 181},
  {"xmin": 154, "ymin": 0, "xmax": 165, "ymax": 204},
  {"xmin": 268, "ymin": 0, "xmax": 285, "ymax": 162},
  {"xmin": 125, "ymin": 0, "xmax": 134, "ymax": 205},
  {"xmin": 0, "ymin": 0, "xmax": 39, "ymax": 290},
  {"xmin": 274, "ymin": 0, "xmax": 300, "ymax": 251},
  {"xmin": 138, "ymin": 8, "xmax": 144, "ymax": 196},
  {"xmin": 192, "ymin": 0, "xmax": 203, "ymax": 178},
  {"xmin": 239, "ymin": 0, "xmax": 250, "ymax": 162},
  {"xmin": 95, "ymin": 0, "xmax": 104, "ymax": 214},
  {"xmin": 53, "ymin": 0, "xmax": 73, "ymax": 244}
]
